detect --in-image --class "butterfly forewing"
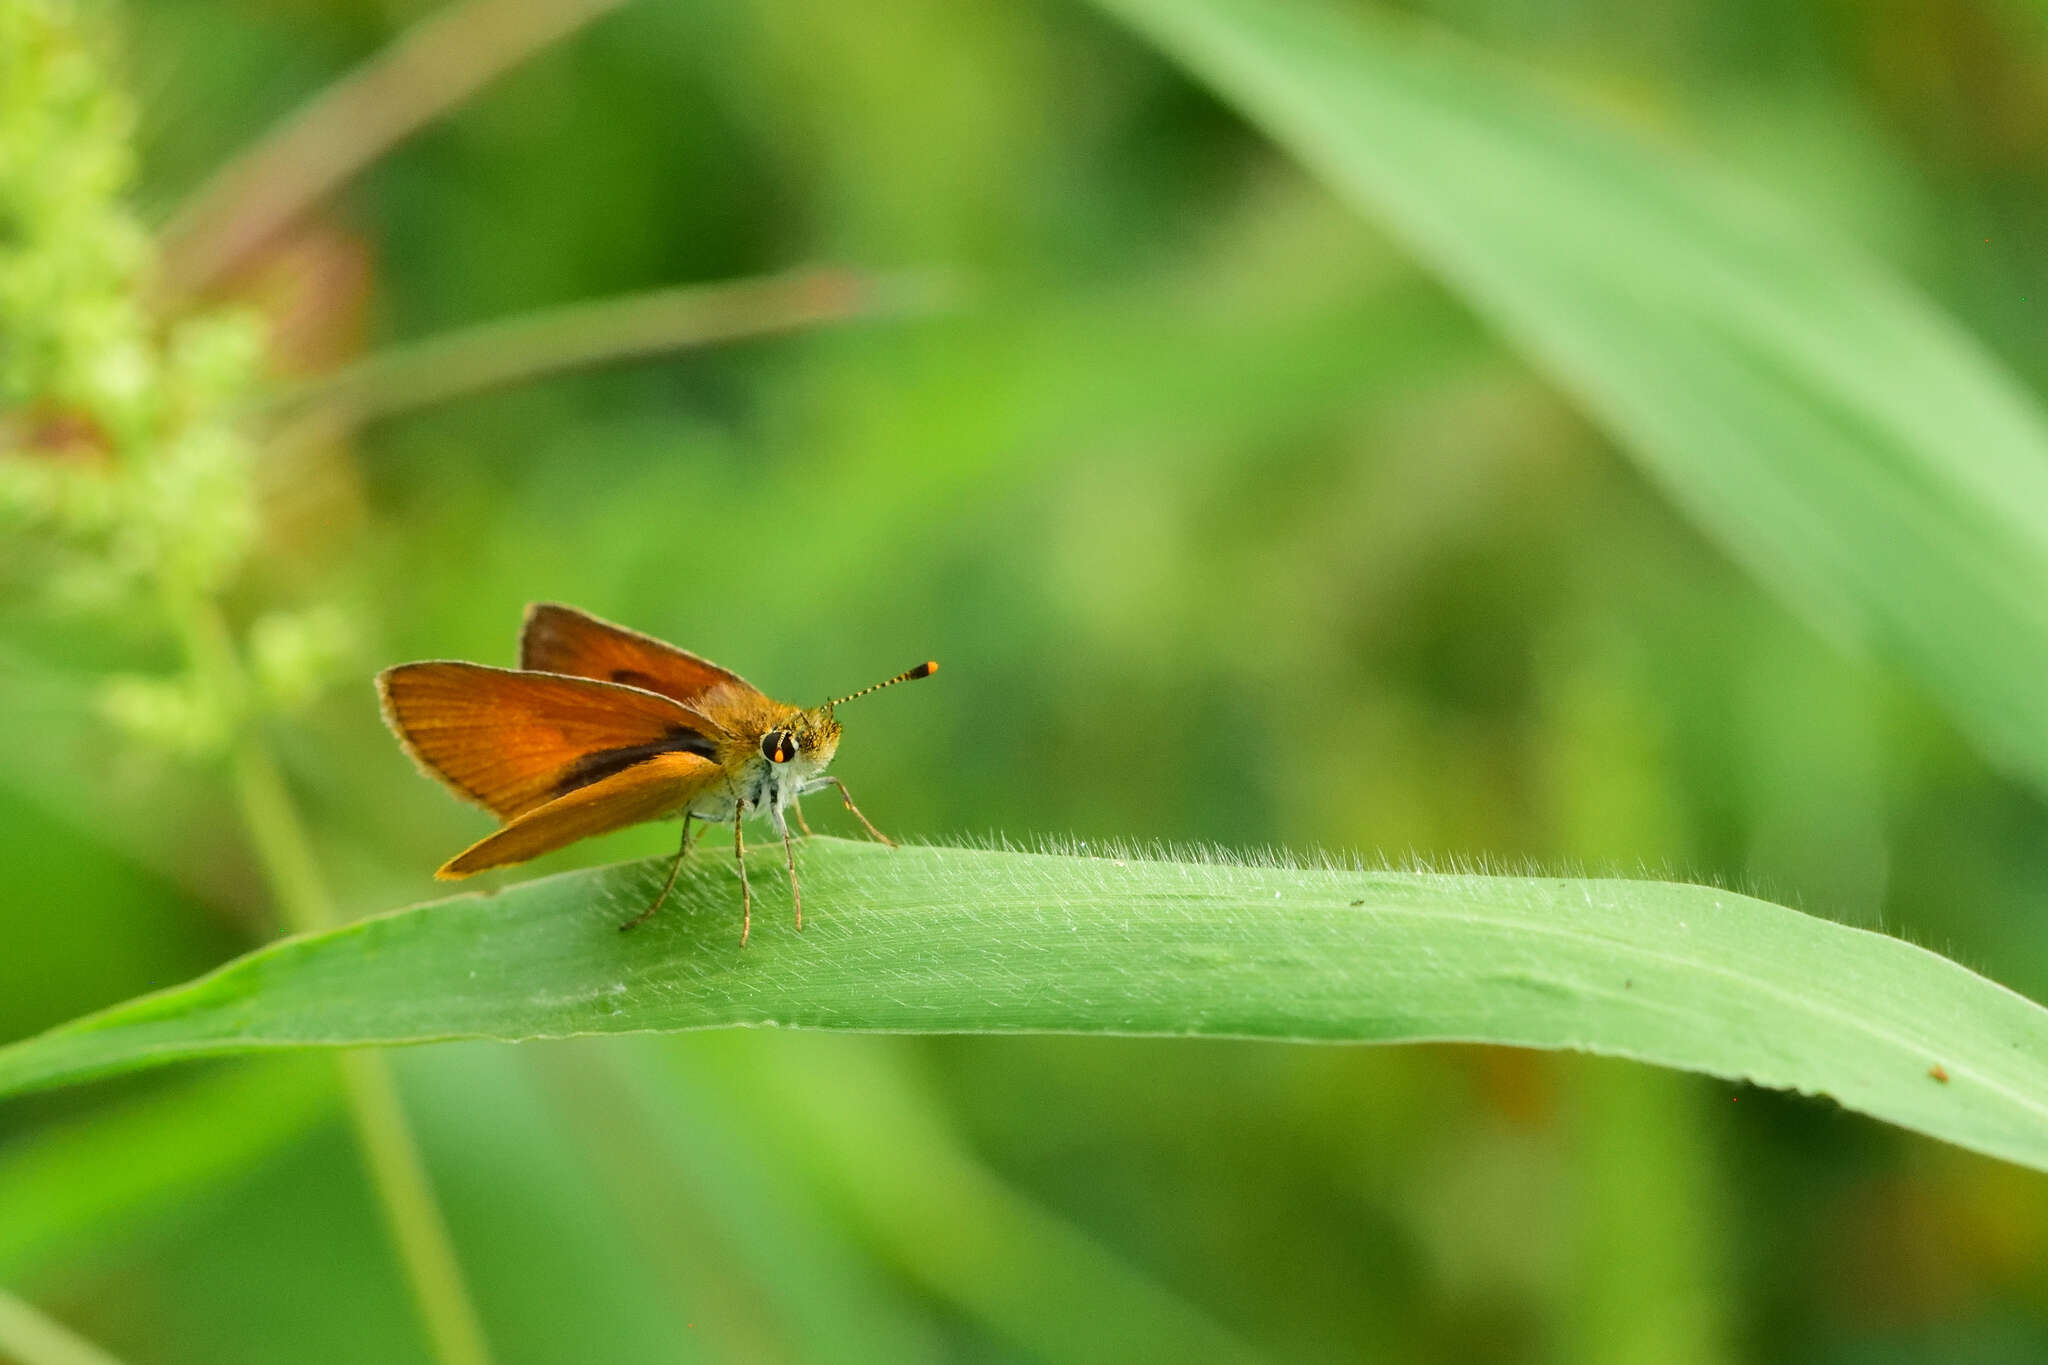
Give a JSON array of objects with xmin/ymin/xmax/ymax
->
[
  {"xmin": 521, "ymin": 602, "xmax": 759, "ymax": 707},
  {"xmin": 379, "ymin": 661, "xmax": 724, "ymax": 820},
  {"xmin": 436, "ymin": 750, "xmax": 719, "ymax": 877}
]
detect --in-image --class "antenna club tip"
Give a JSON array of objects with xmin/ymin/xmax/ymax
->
[{"xmin": 914, "ymin": 660, "xmax": 938, "ymax": 678}]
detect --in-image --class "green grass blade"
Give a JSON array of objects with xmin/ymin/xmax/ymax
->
[
  {"xmin": 1, "ymin": 840, "xmax": 2044, "ymax": 1171},
  {"xmin": 1088, "ymin": 0, "xmax": 2048, "ymax": 791}
]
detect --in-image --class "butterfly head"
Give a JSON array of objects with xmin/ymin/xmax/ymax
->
[{"xmin": 760, "ymin": 709, "xmax": 843, "ymax": 775}]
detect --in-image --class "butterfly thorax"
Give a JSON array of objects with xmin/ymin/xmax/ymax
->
[{"xmin": 687, "ymin": 687, "xmax": 843, "ymax": 824}]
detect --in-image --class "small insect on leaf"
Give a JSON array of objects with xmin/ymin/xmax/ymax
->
[
  {"xmin": 1930, "ymin": 1064, "xmax": 1950, "ymax": 1084},
  {"xmin": 379, "ymin": 603, "xmax": 937, "ymax": 945}
]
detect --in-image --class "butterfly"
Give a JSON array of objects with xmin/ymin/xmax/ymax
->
[{"xmin": 379, "ymin": 602, "xmax": 935, "ymax": 943}]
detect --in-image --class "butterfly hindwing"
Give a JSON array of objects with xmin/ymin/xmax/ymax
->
[
  {"xmin": 379, "ymin": 661, "xmax": 724, "ymax": 821},
  {"xmin": 521, "ymin": 602, "xmax": 758, "ymax": 707},
  {"xmin": 436, "ymin": 750, "xmax": 719, "ymax": 878}
]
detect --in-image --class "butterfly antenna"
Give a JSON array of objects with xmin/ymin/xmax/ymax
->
[{"xmin": 826, "ymin": 660, "xmax": 937, "ymax": 709}]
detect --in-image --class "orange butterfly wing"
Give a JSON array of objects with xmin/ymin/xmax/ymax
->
[
  {"xmin": 379, "ymin": 661, "xmax": 724, "ymax": 821},
  {"xmin": 436, "ymin": 750, "xmax": 720, "ymax": 878},
  {"xmin": 521, "ymin": 602, "xmax": 758, "ymax": 706}
]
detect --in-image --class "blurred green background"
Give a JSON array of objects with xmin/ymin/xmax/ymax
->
[{"xmin": 6, "ymin": 0, "xmax": 2048, "ymax": 1361}]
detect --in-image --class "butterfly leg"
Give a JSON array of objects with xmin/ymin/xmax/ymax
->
[
  {"xmin": 792, "ymin": 798, "xmax": 815, "ymax": 837},
  {"xmin": 619, "ymin": 814, "xmax": 696, "ymax": 932},
  {"xmin": 733, "ymin": 812, "xmax": 753, "ymax": 947},
  {"xmin": 800, "ymin": 775, "xmax": 896, "ymax": 847},
  {"xmin": 771, "ymin": 804, "xmax": 803, "ymax": 931}
]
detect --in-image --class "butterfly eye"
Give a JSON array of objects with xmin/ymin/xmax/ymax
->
[{"xmin": 761, "ymin": 730, "xmax": 798, "ymax": 764}]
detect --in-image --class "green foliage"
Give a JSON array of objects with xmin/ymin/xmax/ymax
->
[
  {"xmin": 0, "ymin": 1059, "xmax": 333, "ymax": 1280},
  {"xmin": 7, "ymin": 0, "xmax": 2048, "ymax": 1360},
  {"xmin": 1093, "ymin": 0, "xmax": 2048, "ymax": 794}
]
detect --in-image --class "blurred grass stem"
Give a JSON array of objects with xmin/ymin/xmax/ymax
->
[
  {"xmin": 158, "ymin": 0, "xmax": 628, "ymax": 302},
  {"xmin": 331, "ymin": 1052, "xmax": 493, "ymax": 1365},
  {"xmin": 0, "ymin": 1291, "xmax": 129, "ymax": 1365},
  {"xmin": 274, "ymin": 266, "xmax": 957, "ymax": 426},
  {"xmin": 181, "ymin": 602, "xmax": 496, "ymax": 1365}
]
